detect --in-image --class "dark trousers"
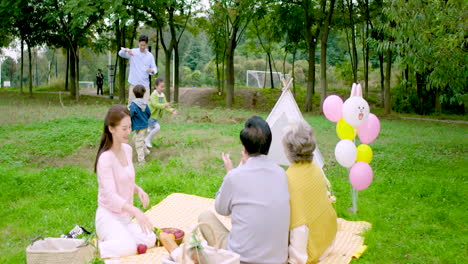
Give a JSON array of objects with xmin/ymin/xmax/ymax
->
[{"xmin": 97, "ymin": 84, "xmax": 103, "ymax": 95}]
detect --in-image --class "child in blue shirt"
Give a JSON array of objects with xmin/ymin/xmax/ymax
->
[{"xmin": 129, "ymin": 85, "xmax": 151, "ymax": 165}]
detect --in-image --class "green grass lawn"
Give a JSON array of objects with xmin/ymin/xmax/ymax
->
[{"xmin": 0, "ymin": 91, "xmax": 467, "ymax": 263}]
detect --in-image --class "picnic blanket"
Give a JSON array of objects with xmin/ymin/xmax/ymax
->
[{"xmin": 105, "ymin": 193, "xmax": 371, "ymax": 264}]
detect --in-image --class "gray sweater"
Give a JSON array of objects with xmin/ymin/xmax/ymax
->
[{"xmin": 215, "ymin": 155, "xmax": 290, "ymax": 264}]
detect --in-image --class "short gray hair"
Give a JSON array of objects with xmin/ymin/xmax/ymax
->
[{"xmin": 282, "ymin": 121, "xmax": 316, "ymax": 163}]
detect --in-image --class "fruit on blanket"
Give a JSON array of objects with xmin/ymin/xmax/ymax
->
[
  {"xmin": 161, "ymin": 228, "xmax": 184, "ymax": 239},
  {"xmin": 160, "ymin": 228, "xmax": 185, "ymax": 245},
  {"xmin": 137, "ymin": 244, "xmax": 147, "ymax": 254}
]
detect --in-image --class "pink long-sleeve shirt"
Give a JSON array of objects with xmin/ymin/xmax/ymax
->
[{"xmin": 97, "ymin": 143, "xmax": 136, "ymax": 219}]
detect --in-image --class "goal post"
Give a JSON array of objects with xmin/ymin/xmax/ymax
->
[{"xmin": 246, "ymin": 70, "xmax": 290, "ymax": 88}]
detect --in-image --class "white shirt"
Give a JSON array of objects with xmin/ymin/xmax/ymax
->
[{"xmin": 118, "ymin": 47, "xmax": 157, "ymax": 87}]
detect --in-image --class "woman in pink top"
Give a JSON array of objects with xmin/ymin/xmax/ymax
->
[{"xmin": 94, "ymin": 105, "xmax": 156, "ymax": 258}]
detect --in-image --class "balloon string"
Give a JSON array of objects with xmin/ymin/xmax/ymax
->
[{"xmin": 352, "ymin": 129, "xmax": 358, "ymax": 214}]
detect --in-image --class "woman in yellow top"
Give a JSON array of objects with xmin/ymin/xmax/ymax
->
[{"xmin": 283, "ymin": 121, "xmax": 337, "ymax": 264}]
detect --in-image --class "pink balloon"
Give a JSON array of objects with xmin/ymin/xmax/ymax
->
[
  {"xmin": 358, "ymin": 113, "xmax": 380, "ymax": 144},
  {"xmin": 349, "ymin": 162, "xmax": 373, "ymax": 190},
  {"xmin": 323, "ymin": 95, "xmax": 343, "ymax": 122}
]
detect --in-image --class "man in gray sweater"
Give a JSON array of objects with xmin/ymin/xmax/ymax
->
[{"xmin": 199, "ymin": 116, "xmax": 290, "ymax": 264}]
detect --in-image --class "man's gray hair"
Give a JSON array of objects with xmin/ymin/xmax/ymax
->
[{"xmin": 282, "ymin": 120, "xmax": 316, "ymax": 163}]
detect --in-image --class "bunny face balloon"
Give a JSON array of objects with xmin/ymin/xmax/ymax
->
[{"xmin": 342, "ymin": 83, "xmax": 370, "ymax": 128}]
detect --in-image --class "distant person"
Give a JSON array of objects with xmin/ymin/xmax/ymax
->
[
  {"xmin": 96, "ymin": 69, "xmax": 104, "ymax": 95},
  {"xmin": 198, "ymin": 116, "xmax": 290, "ymax": 264},
  {"xmin": 94, "ymin": 105, "xmax": 155, "ymax": 258},
  {"xmin": 118, "ymin": 35, "xmax": 157, "ymax": 104},
  {"xmin": 144, "ymin": 78, "xmax": 177, "ymax": 148},
  {"xmin": 129, "ymin": 85, "xmax": 151, "ymax": 165},
  {"xmin": 283, "ymin": 121, "xmax": 337, "ymax": 263}
]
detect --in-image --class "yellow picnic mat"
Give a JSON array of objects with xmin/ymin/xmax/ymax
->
[{"xmin": 105, "ymin": 193, "xmax": 371, "ymax": 264}]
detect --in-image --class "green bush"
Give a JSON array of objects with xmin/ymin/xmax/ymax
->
[{"xmin": 36, "ymin": 78, "xmax": 66, "ymax": 92}]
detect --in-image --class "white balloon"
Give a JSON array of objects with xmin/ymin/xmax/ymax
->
[
  {"xmin": 342, "ymin": 96, "xmax": 370, "ymax": 128},
  {"xmin": 335, "ymin": 139, "xmax": 357, "ymax": 168}
]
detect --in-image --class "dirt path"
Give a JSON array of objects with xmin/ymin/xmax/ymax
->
[{"xmin": 79, "ymin": 87, "xmax": 217, "ymax": 106}]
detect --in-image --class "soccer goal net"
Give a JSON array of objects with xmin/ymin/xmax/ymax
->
[
  {"xmin": 79, "ymin": 81, "xmax": 94, "ymax": 89},
  {"xmin": 246, "ymin": 70, "xmax": 290, "ymax": 88}
]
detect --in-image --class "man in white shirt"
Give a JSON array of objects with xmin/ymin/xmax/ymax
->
[{"xmin": 118, "ymin": 35, "xmax": 157, "ymax": 104}]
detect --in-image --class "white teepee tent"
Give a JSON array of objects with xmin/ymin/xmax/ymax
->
[{"xmin": 266, "ymin": 78, "xmax": 329, "ymax": 184}]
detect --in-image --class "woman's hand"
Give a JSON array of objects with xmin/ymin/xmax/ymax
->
[
  {"xmin": 221, "ymin": 153, "xmax": 233, "ymax": 172},
  {"xmin": 123, "ymin": 204, "xmax": 154, "ymax": 234},
  {"xmin": 134, "ymin": 209, "xmax": 154, "ymax": 234},
  {"xmin": 137, "ymin": 188, "xmax": 150, "ymax": 209}
]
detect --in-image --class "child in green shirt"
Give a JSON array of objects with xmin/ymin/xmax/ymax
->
[{"xmin": 145, "ymin": 78, "xmax": 178, "ymax": 148}]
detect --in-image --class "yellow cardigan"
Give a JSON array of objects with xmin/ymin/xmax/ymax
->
[{"xmin": 287, "ymin": 162, "xmax": 337, "ymax": 263}]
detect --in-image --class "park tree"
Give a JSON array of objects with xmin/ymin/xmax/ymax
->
[
  {"xmin": 386, "ymin": 0, "xmax": 467, "ymax": 114},
  {"xmin": 208, "ymin": 0, "xmax": 258, "ymax": 108},
  {"xmin": 3, "ymin": 56, "xmax": 17, "ymax": 87},
  {"xmin": 279, "ymin": 0, "xmax": 337, "ymax": 112},
  {"xmin": 247, "ymin": 3, "xmax": 282, "ymax": 89},
  {"xmin": 276, "ymin": 3, "xmax": 305, "ymax": 96},
  {"xmin": 0, "ymin": 0, "xmax": 53, "ymax": 96},
  {"xmin": 319, "ymin": 0, "xmax": 336, "ymax": 109},
  {"xmin": 131, "ymin": 0, "xmax": 198, "ymax": 103},
  {"xmin": 204, "ymin": 3, "xmax": 227, "ymax": 94},
  {"xmin": 107, "ymin": 0, "xmax": 144, "ymax": 103},
  {"xmin": 45, "ymin": 0, "xmax": 110, "ymax": 100}
]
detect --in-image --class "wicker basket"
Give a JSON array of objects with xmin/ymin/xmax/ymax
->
[{"xmin": 26, "ymin": 237, "xmax": 95, "ymax": 264}]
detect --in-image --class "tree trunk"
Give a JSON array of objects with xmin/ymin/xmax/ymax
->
[
  {"xmin": 344, "ymin": 0, "xmax": 358, "ymax": 82},
  {"xmin": 435, "ymin": 87, "xmax": 441, "ymax": 114},
  {"xmin": 159, "ymin": 27, "xmax": 172, "ymax": 101},
  {"xmin": 305, "ymin": 43, "xmax": 316, "ymax": 112},
  {"xmin": 20, "ymin": 38, "xmax": 24, "ymax": 94},
  {"xmin": 69, "ymin": 45, "xmax": 76, "ymax": 98},
  {"xmin": 379, "ymin": 52, "xmax": 384, "ymax": 106},
  {"xmin": 117, "ymin": 22, "xmax": 127, "ymax": 103},
  {"xmin": 363, "ymin": 24, "xmax": 369, "ymax": 98},
  {"xmin": 35, "ymin": 50, "xmax": 38, "ymax": 87},
  {"xmin": 65, "ymin": 47, "xmax": 69, "ymax": 91},
  {"xmin": 292, "ymin": 48, "xmax": 296, "ymax": 96},
  {"xmin": 75, "ymin": 46, "xmax": 80, "ymax": 101},
  {"xmin": 48, "ymin": 51, "xmax": 55, "ymax": 85},
  {"xmin": 155, "ymin": 31, "xmax": 159, "ymax": 68},
  {"xmin": 363, "ymin": 0, "xmax": 370, "ymax": 98},
  {"xmin": 164, "ymin": 49, "xmax": 171, "ymax": 100},
  {"xmin": 320, "ymin": 0, "xmax": 336, "ymax": 110},
  {"xmin": 215, "ymin": 50, "xmax": 221, "ymax": 93},
  {"xmin": 384, "ymin": 48, "xmax": 392, "ymax": 115},
  {"xmin": 268, "ymin": 52, "xmax": 274, "ymax": 89},
  {"xmin": 320, "ymin": 40, "xmax": 327, "ymax": 111},
  {"xmin": 404, "ymin": 64, "xmax": 409, "ymax": 92},
  {"xmin": 174, "ymin": 43, "xmax": 180, "ymax": 103},
  {"xmin": 416, "ymin": 71, "xmax": 424, "ymax": 114},
  {"xmin": 350, "ymin": 15, "xmax": 358, "ymax": 82},
  {"xmin": 225, "ymin": 26, "xmax": 238, "ymax": 108},
  {"xmin": 27, "ymin": 44, "xmax": 33, "ymax": 96}
]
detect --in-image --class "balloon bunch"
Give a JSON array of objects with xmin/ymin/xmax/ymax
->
[{"xmin": 323, "ymin": 83, "xmax": 381, "ymax": 191}]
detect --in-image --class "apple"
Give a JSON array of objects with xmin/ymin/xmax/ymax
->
[{"xmin": 137, "ymin": 244, "xmax": 147, "ymax": 254}]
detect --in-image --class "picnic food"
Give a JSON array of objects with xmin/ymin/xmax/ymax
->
[
  {"xmin": 161, "ymin": 228, "xmax": 184, "ymax": 240},
  {"xmin": 137, "ymin": 244, "xmax": 147, "ymax": 254},
  {"xmin": 156, "ymin": 227, "xmax": 185, "ymax": 245}
]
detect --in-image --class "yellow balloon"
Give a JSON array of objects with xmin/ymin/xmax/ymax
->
[
  {"xmin": 336, "ymin": 118, "xmax": 356, "ymax": 140},
  {"xmin": 356, "ymin": 144, "xmax": 373, "ymax": 163}
]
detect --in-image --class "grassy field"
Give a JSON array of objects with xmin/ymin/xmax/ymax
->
[{"xmin": 0, "ymin": 91, "xmax": 467, "ymax": 263}]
